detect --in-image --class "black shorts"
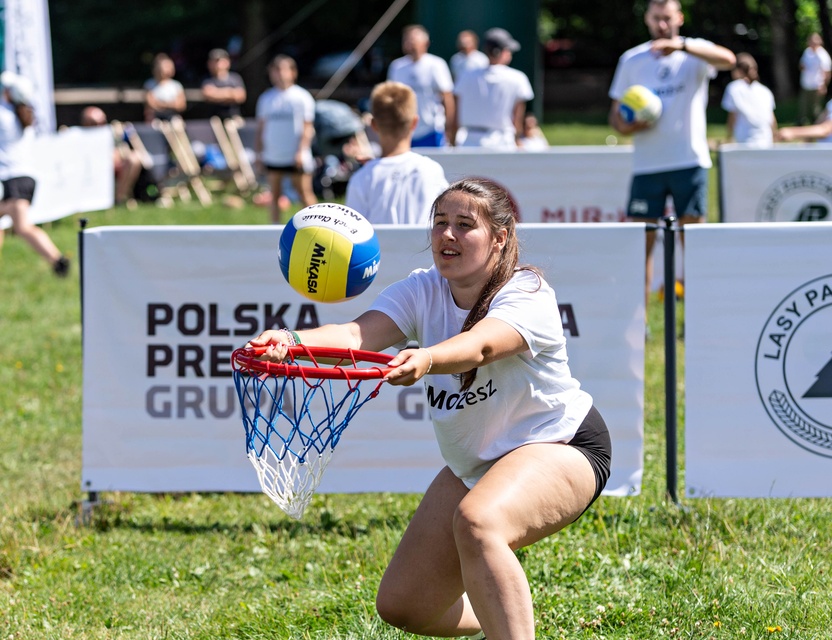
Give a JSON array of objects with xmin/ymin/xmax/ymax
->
[
  {"xmin": 264, "ymin": 163, "xmax": 306, "ymax": 175},
  {"xmin": 2, "ymin": 176, "xmax": 36, "ymax": 203},
  {"xmin": 568, "ymin": 405, "xmax": 612, "ymax": 505}
]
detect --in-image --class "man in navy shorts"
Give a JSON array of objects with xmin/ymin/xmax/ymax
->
[{"xmin": 608, "ymin": 0, "xmax": 735, "ymax": 313}]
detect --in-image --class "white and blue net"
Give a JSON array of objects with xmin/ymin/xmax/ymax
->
[{"xmin": 232, "ymin": 350, "xmax": 386, "ymax": 519}]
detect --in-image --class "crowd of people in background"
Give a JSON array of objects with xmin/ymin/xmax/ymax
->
[{"xmin": 4, "ymin": 7, "xmax": 832, "ymax": 279}]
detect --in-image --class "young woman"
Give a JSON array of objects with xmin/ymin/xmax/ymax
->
[
  {"xmin": 0, "ymin": 75, "xmax": 69, "ymax": 276},
  {"xmin": 254, "ymin": 55, "xmax": 317, "ymax": 224},
  {"xmin": 721, "ymin": 52, "xmax": 777, "ymax": 148},
  {"xmin": 143, "ymin": 53, "xmax": 186, "ymax": 122},
  {"xmin": 247, "ymin": 178, "xmax": 611, "ymax": 639}
]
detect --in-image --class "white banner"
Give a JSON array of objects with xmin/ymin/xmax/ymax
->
[
  {"xmin": 420, "ymin": 147, "xmax": 632, "ymax": 223},
  {"xmin": 685, "ymin": 222, "xmax": 832, "ymax": 497},
  {"xmin": 82, "ymin": 225, "xmax": 645, "ymax": 498},
  {"xmin": 2, "ymin": 0, "xmax": 55, "ymax": 133},
  {"xmin": 718, "ymin": 144, "xmax": 832, "ymax": 223},
  {"xmin": 0, "ymin": 126, "xmax": 114, "ymax": 230}
]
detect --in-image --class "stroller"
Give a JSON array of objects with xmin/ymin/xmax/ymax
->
[{"xmin": 312, "ymin": 100, "xmax": 372, "ymax": 200}]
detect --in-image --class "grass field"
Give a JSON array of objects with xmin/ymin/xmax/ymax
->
[{"xmin": 2, "ymin": 134, "xmax": 831, "ymax": 639}]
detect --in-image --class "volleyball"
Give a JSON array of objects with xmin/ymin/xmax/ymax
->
[
  {"xmin": 278, "ymin": 203, "xmax": 380, "ymax": 303},
  {"xmin": 618, "ymin": 85, "xmax": 663, "ymax": 125}
]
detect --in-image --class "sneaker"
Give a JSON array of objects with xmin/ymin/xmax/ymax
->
[{"xmin": 53, "ymin": 255, "xmax": 70, "ymax": 277}]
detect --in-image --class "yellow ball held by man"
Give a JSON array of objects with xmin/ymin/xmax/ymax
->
[
  {"xmin": 619, "ymin": 84, "xmax": 663, "ymax": 125},
  {"xmin": 279, "ymin": 203, "xmax": 381, "ymax": 303}
]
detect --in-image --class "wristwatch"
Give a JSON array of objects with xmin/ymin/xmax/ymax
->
[{"xmin": 680, "ymin": 36, "xmax": 687, "ymax": 52}]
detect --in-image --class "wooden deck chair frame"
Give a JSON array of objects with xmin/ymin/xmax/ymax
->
[
  {"xmin": 222, "ymin": 116, "xmax": 259, "ymax": 194},
  {"xmin": 207, "ymin": 116, "xmax": 254, "ymax": 195},
  {"xmin": 154, "ymin": 117, "xmax": 213, "ymax": 206}
]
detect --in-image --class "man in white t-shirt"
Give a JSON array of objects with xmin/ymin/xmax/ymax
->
[
  {"xmin": 452, "ymin": 28, "xmax": 534, "ymax": 150},
  {"xmin": 798, "ymin": 33, "xmax": 832, "ymax": 125},
  {"xmin": 449, "ymin": 30, "xmax": 489, "ymax": 80},
  {"xmin": 387, "ymin": 25, "xmax": 455, "ymax": 147},
  {"xmin": 346, "ymin": 81, "xmax": 448, "ymax": 226},
  {"xmin": 608, "ymin": 0, "xmax": 735, "ymax": 312}
]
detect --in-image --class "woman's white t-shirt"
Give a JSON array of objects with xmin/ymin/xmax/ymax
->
[
  {"xmin": 721, "ymin": 79, "xmax": 775, "ymax": 148},
  {"xmin": 255, "ymin": 84, "xmax": 316, "ymax": 168},
  {"xmin": 370, "ymin": 266, "xmax": 593, "ymax": 488}
]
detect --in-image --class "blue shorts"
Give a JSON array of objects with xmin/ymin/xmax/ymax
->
[
  {"xmin": 411, "ymin": 130, "xmax": 445, "ymax": 148},
  {"xmin": 627, "ymin": 166, "xmax": 708, "ymax": 220}
]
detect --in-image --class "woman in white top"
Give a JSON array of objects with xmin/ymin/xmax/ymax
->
[
  {"xmin": 721, "ymin": 53, "xmax": 777, "ymax": 148},
  {"xmin": 246, "ymin": 178, "xmax": 611, "ymax": 639},
  {"xmin": 143, "ymin": 53, "xmax": 186, "ymax": 122},
  {"xmin": 255, "ymin": 55, "xmax": 318, "ymax": 224},
  {"xmin": 0, "ymin": 74, "xmax": 68, "ymax": 276}
]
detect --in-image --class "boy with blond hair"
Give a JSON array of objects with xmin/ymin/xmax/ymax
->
[{"xmin": 346, "ymin": 81, "xmax": 448, "ymax": 226}]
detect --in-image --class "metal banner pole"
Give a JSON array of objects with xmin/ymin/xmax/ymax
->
[{"xmin": 663, "ymin": 216, "xmax": 678, "ymax": 503}]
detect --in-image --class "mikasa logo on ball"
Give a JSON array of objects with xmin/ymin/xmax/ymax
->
[{"xmin": 306, "ymin": 243, "xmax": 327, "ymax": 294}]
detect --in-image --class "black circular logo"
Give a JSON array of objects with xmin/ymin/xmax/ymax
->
[
  {"xmin": 755, "ymin": 275, "xmax": 832, "ymax": 456},
  {"xmin": 756, "ymin": 172, "xmax": 832, "ymax": 222}
]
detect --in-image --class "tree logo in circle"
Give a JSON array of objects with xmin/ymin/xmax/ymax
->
[{"xmin": 755, "ymin": 274, "xmax": 832, "ymax": 457}]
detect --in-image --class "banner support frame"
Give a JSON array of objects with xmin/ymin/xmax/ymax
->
[{"xmin": 662, "ymin": 216, "xmax": 679, "ymax": 504}]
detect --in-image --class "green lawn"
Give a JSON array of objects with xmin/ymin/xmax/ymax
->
[{"xmin": 1, "ymin": 143, "xmax": 830, "ymax": 638}]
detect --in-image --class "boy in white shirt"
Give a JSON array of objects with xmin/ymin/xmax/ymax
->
[{"xmin": 345, "ymin": 82, "xmax": 448, "ymax": 226}]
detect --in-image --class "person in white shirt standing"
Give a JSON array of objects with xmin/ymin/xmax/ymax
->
[
  {"xmin": 451, "ymin": 28, "xmax": 534, "ymax": 150},
  {"xmin": 798, "ymin": 33, "xmax": 832, "ymax": 125},
  {"xmin": 387, "ymin": 25, "xmax": 455, "ymax": 148},
  {"xmin": 255, "ymin": 55, "xmax": 317, "ymax": 224},
  {"xmin": 721, "ymin": 52, "xmax": 776, "ymax": 148},
  {"xmin": 608, "ymin": 0, "xmax": 735, "ymax": 313},
  {"xmin": 449, "ymin": 30, "xmax": 489, "ymax": 80},
  {"xmin": 345, "ymin": 81, "xmax": 448, "ymax": 226}
]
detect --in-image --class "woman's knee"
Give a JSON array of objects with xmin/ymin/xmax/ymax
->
[
  {"xmin": 375, "ymin": 587, "xmax": 424, "ymax": 631},
  {"xmin": 452, "ymin": 496, "xmax": 503, "ymax": 551}
]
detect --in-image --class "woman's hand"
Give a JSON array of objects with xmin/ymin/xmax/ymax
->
[
  {"xmin": 246, "ymin": 329, "xmax": 293, "ymax": 363},
  {"xmin": 383, "ymin": 348, "xmax": 432, "ymax": 386}
]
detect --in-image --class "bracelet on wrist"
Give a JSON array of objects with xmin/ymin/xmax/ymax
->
[
  {"xmin": 277, "ymin": 328, "xmax": 299, "ymax": 346},
  {"xmin": 421, "ymin": 348, "xmax": 433, "ymax": 375}
]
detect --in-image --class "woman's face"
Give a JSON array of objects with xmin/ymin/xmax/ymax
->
[
  {"xmin": 431, "ymin": 191, "xmax": 506, "ymax": 289},
  {"xmin": 155, "ymin": 59, "xmax": 175, "ymax": 80}
]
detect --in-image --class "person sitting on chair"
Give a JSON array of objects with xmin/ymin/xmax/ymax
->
[{"xmin": 80, "ymin": 106, "xmax": 144, "ymax": 207}]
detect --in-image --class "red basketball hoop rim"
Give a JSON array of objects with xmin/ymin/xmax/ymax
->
[{"xmin": 231, "ymin": 344, "xmax": 395, "ymax": 382}]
